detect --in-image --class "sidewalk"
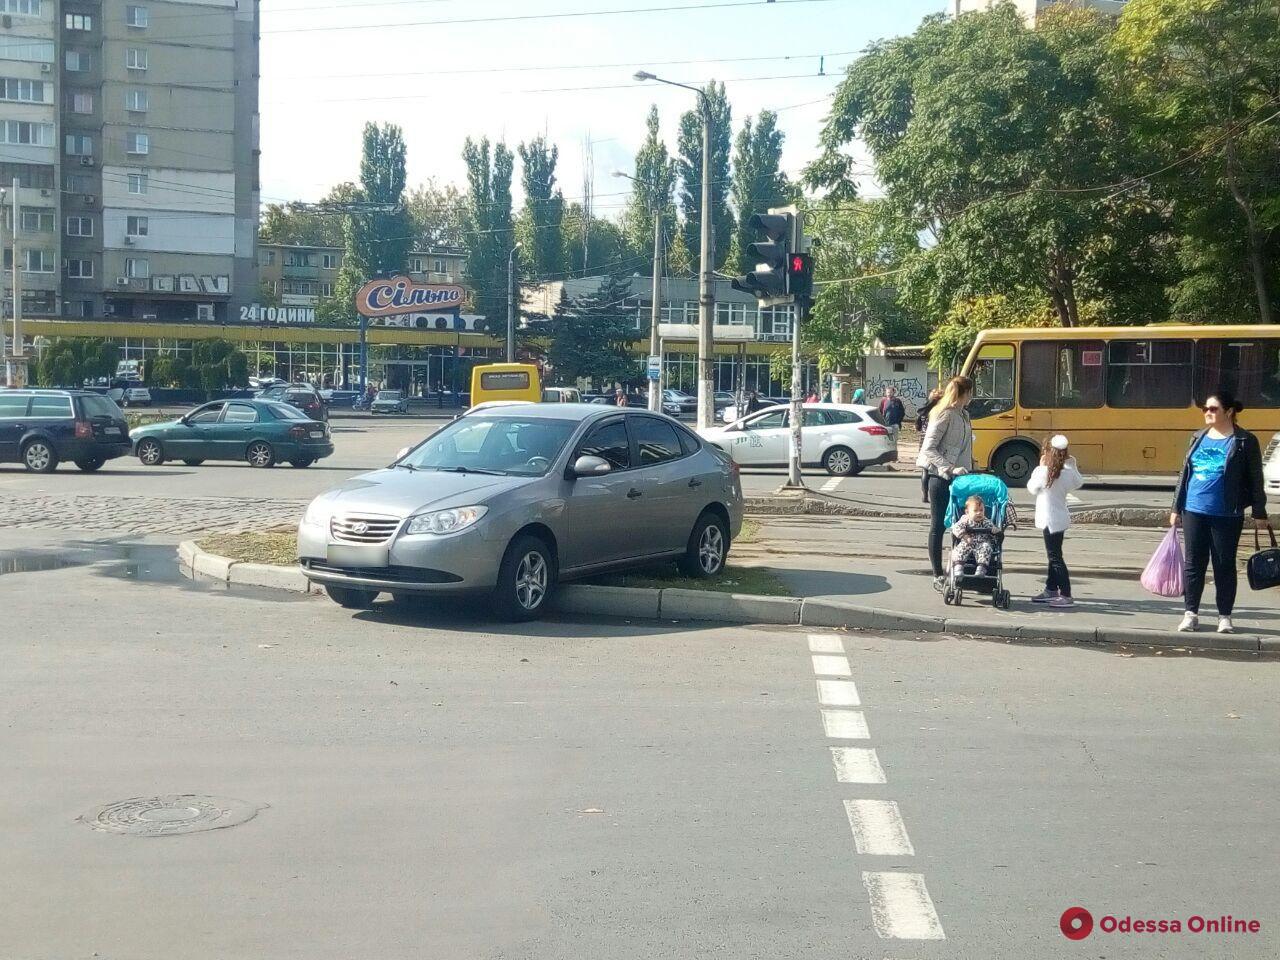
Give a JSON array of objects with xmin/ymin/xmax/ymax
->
[{"xmin": 737, "ymin": 515, "xmax": 1280, "ymax": 639}]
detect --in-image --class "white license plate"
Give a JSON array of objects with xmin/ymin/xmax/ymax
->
[
  {"xmin": 309, "ymin": 430, "xmax": 324, "ymax": 438},
  {"xmin": 104, "ymin": 427, "xmax": 121, "ymax": 435}
]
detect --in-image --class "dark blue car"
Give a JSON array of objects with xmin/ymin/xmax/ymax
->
[{"xmin": 0, "ymin": 389, "xmax": 131, "ymax": 472}]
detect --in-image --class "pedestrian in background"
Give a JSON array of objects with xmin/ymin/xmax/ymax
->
[
  {"xmin": 615, "ymin": 388, "xmax": 628, "ymax": 408},
  {"xmin": 806, "ymin": 387, "xmax": 819, "ymax": 404},
  {"xmin": 1170, "ymin": 389, "xmax": 1269, "ymax": 634},
  {"xmin": 918, "ymin": 375, "xmax": 975, "ymax": 587},
  {"xmin": 1027, "ymin": 434, "xmax": 1083, "ymax": 608},
  {"xmin": 852, "ymin": 387, "xmax": 866, "ymax": 404},
  {"xmin": 879, "ymin": 386, "xmax": 905, "ymax": 446}
]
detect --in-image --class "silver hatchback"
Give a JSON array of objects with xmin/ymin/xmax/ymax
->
[{"xmin": 298, "ymin": 405, "xmax": 744, "ymax": 619}]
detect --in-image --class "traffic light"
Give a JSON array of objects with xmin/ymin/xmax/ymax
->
[
  {"xmin": 731, "ymin": 210, "xmax": 797, "ymax": 304},
  {"xmin": 787, "ymin": 251, "xmax": 814, "ymax": 305}
]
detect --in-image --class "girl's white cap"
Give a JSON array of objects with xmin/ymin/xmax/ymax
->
[{"xmin": 1050, "ymin": 434, "xmax": 1069, "ymax": 450}]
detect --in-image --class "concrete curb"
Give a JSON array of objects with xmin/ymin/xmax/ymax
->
[{"xmin": 174, "ymin": 543, "xmax": 1267, "ymax": 654}]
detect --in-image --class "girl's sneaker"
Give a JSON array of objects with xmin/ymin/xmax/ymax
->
[
  {"xmin": 1031, "ymin": 590, "xmax": 1059, "ymax": 603},
  {"xmin": 1048, "ymin": 595, "xmax": 1074, "ymax": 608},
  {"xmin": 1217, "ymin": 616, "xmax": 1234, "ymax": 634},
  {"xmin": 1178, "ymin": 611, "xmax": 1199, "ymax": 632}
]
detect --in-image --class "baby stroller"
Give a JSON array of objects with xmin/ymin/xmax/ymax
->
[{"xmin": 940, "ymin": 473, "xmax": 1015, "ymax": 609}]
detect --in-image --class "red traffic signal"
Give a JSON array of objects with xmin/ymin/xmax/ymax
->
[{"xmin": 788, "ymin": 252, "xmax": 814, "ymax": 302}]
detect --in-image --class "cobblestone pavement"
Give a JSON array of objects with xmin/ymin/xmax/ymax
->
[{"xmin": 0, "ymin": 494, "xmax": 308, "ymax": 534}]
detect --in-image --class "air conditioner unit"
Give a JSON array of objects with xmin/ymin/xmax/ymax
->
[
  {"xmin": 116, "ymin": 277, "xmax": 128, "ymax": 286},
  {"xmin": 123, "ymin": 236, "xmax": 135, "ymax": 245},
  {"xmin": 39, "ymin": 189, "xmax": 50, "ymax": 197},
  {"xmin": 79, "ymin": 156, "xmax": 94, "ymax": 167},
  {"xmin": 39, "ymin": 62, "xmax": 51, "ymax": 74},
  {"xmin": 82, "ymin": 195, "xmax": 95, "ymax": 204},
  {"xmin": 142, "ymin": 313, "xmax": 157, "ymax": 320}
]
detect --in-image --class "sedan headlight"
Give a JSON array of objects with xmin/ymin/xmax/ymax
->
[
  {"xmin": 302, "ymin": 499, "xmax": 328, "ymax": 529},
  {"xmin": 405, "ymin": 505, "xmax": 488, "ymax": 536}
]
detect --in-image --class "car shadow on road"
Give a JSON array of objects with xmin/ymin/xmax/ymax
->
[{"xmin": 768, "ymin": 567, "xmax": 892, "ymax": 598}]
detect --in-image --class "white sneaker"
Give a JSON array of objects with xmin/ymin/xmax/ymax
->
[
  {"xmin": 1217, "ymin": 616, "xmax": 1234, "ymax": 634},
  {"xmin": 1177, "ymin": 611, "xmax": 1199, "ymax": 633}
]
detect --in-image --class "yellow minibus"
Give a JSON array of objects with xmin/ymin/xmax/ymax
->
[{"xmin": 469, "ymin": 363, "xmax": 542, "ymax": 406}]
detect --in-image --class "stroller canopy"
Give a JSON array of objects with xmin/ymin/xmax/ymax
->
[{"xmin": 944, "ymin": 473, "xmax": 1012, "ymax": 528}]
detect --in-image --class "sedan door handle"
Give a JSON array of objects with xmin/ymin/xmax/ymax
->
[
  {"xmin": 627, "ymin": 488, "xmax": 643, "ymax": 499},
  {"xmin": 688, "ymin": 478, "xmax": 703, "ymax": 488}
]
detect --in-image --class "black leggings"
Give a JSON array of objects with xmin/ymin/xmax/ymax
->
[
  {"xmin": 1043, "ymin": 529, "xmax": 1071, "ymax": 597},
  {"xmin": 1182, "ymin": 511, "xmax": 1245, "ymax": 616},
  {"xmin": 927, "ymin": 474, "xmax": 952, "ymax": 576}
]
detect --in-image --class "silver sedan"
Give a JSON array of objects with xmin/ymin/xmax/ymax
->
[{"xmin": 298, "ymin": 405, "xmax": 744, "ymax": 620}]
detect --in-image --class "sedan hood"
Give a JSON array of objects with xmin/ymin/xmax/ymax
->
[{"xmin": 313, "ymin": 468, "xmax": 536, "ymax": 518}]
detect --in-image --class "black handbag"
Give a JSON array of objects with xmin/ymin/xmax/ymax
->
[{"xmin": 1246, "ymin": 526, "xmax": 1280, "ymax": 591}]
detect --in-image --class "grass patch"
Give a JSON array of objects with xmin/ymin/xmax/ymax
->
[
  {"xmin": 125, "ymin": 412, "xmax": 173, "ymax": 429},
  {"xmin": 588, "ymin": 563, "xmax": 791, "ymax": 596},
  {"xmin": 197, "ymin": 530, "xmax": 296, "ymax": 566},
  {"xmin": 738, "ymin": 518, "xmax": 761, "ymax": 544}
]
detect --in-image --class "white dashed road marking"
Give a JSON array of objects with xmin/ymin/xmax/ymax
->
[
  {"xmin": 812, "ymin": 655, "xmax": 852, "ymax": 677},
  {"xmin": 816, "ymin": 679, "xmax": 860, "ymax": 706},
  {"xmin": 862, "ymin": 872, "xmax": 946, "ymax": 940},
  {"xmin": 830, "ymin": 746, "xmax": 887, "ymax": 784},
  {"xmin": 844, "ymin": 800, "xmax": 915, "ymax": 856},
  {"xmin": 808, "ymin": 633, "xmax": 845, "ymax": 653},
  {"xmin": 822, "ymin": 709, "xmax": 870, "ymax": 740},
  {"xmin": 821, "ymin": 477, "xmax": 842, "ymax": 493}
]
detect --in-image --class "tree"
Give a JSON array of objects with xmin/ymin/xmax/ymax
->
[
  {"xmin": 516, "ymin": 136, "xmax": 565, "ymax": 281},
  {"xmin": 560, "ymin": 202, "xmax": 630, "ymax": 276},
  {"xmin": 928, "ymin": 294, "xmax": 1070, "ymax": 374},
  {"xmin": 730, "ymin": 110, "xmax": 793, "ymax": 273},
  {"xmin": 1114, "ymin": 0, "xmax": 1280, "ymax": 323},
  {"xmin": 463, "ymin": 137, "xmax": 515, "ymax": 330},
  {"xmin": 808, "ymin": 6, "xmax": 1170, "ymax": 329},
  {"xmin": 187, "ymin": 339, "xmax": 250, "ymax": 396},
  {"xmin": 622, "ymin": 106, "xmax": 678, "ymax": 263},
  {"xmin": 548, "ymin": 274, "xmax": 642, "ymax": 386},
  {"xmin": 677, "ymin": 81, "xmax": 733, "ymax": 273},
  {"xmin": 405, "ymin": 178, "xmax": 468, "ymax": 248},
  {"xmin": 37, "ymin": 338, "xmax": 118, "ymax": 387},
  {"xmin": 259, "ymin": 182, "xmax": 360, "ymax": 247}
]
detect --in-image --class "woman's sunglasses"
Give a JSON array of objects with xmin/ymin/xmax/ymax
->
[{"xmin": 1202, "ymin": 405, "xmax": 1222, "ymax": 413}]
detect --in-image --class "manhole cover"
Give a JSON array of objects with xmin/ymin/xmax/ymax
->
[{"xmin": 79, "ymin": 795, "xmax": 265, "ymax": 837}]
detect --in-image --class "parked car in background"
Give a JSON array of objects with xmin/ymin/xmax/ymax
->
[
  {"xmin": 0, "ymin": 389, "xmax": 130, "ymax": 473},
  {"xmin": 249, "ymin": 376, "xmax": 287, "ymax": 390},
  {"xmin": 298, "ymin": 405, "xmax": 743, "ymax": 620},
  {"xmin": 699, "ymin": 403, "xmax": 895, "ymax": 476},
  {"xmin": 103, "ymin": 382, "xmax": 151, "ymax": 407},
  {"xmin": 371, "ymin": 389, "xmax": 410, "ymax": 415},
  {"xmin": 541, "ymin": 387, "xmax": 582, "ymax": 403},
  {"xmin": 257, "ymin": 382, "xmax": 328, "ymax": 422},
  {"xmin": 132, "ymin": 399, "xmax": 333, "ymax": 469}
]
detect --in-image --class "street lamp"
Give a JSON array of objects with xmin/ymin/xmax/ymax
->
[
  {"xmin": 0, "ymin": 179, "xmax": 24, "ymax": 387},
  {"xmin": 506, "ymin": 242, "xmax": 521, "ymax": 363},
  {"xmin": 612, "ymin": 169, "xmax": 664, "ymax": 412},
  {"xmin": 634, "ymin": 69, "xmax": 716, "ymax": 429}
]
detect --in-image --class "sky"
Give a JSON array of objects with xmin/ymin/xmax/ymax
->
[{"xmin": 255, "ymin": 0, "xmax": 948, "ymax": 214}]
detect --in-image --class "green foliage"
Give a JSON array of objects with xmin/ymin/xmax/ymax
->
[
  {"xmin": 405, "ymin": 178, "xmax": 468, "ymax": 248},
  {"xmin": 622, "ymin": 106, "xmax": 678, "ymax": 263},
  {"xmin": 345, "ymin": 123, "xmax": 414, "ymax": 277},
  {"xmin": 258, "ymin": 182, "xmax": 358, "ymax": 247},
  {"xmin": 928, "ymin": 294, "xmax": 1071, "ymax": 373},
  {"xmin": 548, "ymin": 274, "xmax": 642, "ymax": 387},
  {"xmin": 677, "ymin": 81, "xmax": 734, "ymax": 273},
  {"xmin": 516, "ymin": 136, "xmax": 565, "ymax": 281},
  {"xmin": 463, "ymin": 137, "xmax": 516, "ymax": 330},
  {"xmin": 37, "ymin": 338, "xmax": 119, "ymax": 387},
  {"xmin": 147, "ymin": 354, "xmax": 180, "ymax": 387},
  {"xmin": 561, "ymin": 202, "xmax": 630, "ymax": 276},
  {"xmin": 730, "ymin": 111, "xmax": 793, "ymax": 274}
]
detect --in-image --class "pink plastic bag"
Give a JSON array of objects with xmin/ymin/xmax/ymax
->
[{"xmin": 1141, "ymin": 527, "xmax": 1184, "ymax": 598}]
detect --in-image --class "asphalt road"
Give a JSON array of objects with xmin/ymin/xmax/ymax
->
[{"xmin": 1, "ymin": 529, "xmax": 1276, "ymax": 959}]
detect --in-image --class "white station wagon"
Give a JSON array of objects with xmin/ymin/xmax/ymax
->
[{"xmin": 699, "ymin": 403, "xmax": 896, "ymax": 476}]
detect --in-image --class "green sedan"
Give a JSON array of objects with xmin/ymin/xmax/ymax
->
[{"xmin": 131, "ymin": 399, "xmax": 335, "ymax": 469}]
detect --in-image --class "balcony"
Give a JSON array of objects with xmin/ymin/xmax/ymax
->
[{"xmin": 282, "ymin": 262, "xmax": 319, "ymax": 280}]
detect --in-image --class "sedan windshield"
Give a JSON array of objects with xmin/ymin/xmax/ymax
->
[
  {"xmin": 376, "ymin": 391, "xmax": 402, "ymax": 400},
  {"xmin": 401, "ymin": 416, "xmax": 577, "ymax": 476}
]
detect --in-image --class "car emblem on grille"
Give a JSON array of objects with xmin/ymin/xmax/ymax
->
[{"xmin": 351, "ymin": 522, "xmax": 369, "ymax": 535}]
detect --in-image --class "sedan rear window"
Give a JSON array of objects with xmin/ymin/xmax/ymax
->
[{"xmin": 269, "ymin": 403, "xmax": 308, "ymax": 421}]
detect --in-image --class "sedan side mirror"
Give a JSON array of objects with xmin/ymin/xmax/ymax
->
[
  {"xmin": 571, "ymin": 455, "xmax": 611, "ymax": 478},
  {"xmin": 395, "ymin": 446, "xmax": 410, "ymax": 461}
]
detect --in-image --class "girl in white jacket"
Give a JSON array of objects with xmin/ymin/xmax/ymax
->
[{"xmin": 1026, "ymin": 434, "xmax": 1084, "ymax": 607}]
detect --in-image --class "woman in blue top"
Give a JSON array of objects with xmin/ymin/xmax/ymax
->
[{"xmin": 1170, "ymin": 389, "xmax": 1270, "ymax": 634}]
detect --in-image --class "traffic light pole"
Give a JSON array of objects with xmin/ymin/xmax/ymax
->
[
  {"xmin": 785, "ymin": 300, "xmax": 808, "ymax": 489},
  {"xmin": 696, "ymin": 97, "xmax": 715, "ymax": 430},
  {"xmin": 648, "ymin": 212, "xmax": 663, "ymax": 412}
]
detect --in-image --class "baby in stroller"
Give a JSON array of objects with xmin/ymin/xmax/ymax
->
[{"xmin": 951, "ymin": 495, "xmax": 997, "ymax": 578}]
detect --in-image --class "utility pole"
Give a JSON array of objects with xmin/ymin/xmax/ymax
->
[
  {"xmin": 788, "ymin": 302, "xmax": 805, "ymax": 488},
  {"xmin": 649, "ymin": 212, "xmax": 663, "ymax": 411},
  {"xmin": 4, "ymin": 177, "xmax": 25, "ymax": 387},
  {"xmin": 506, "ymin": 242, "xmax": 520, "ymax": 363}
]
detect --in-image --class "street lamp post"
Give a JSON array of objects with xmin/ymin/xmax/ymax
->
[
  {"xmin": 506, "ymin": 242, "xmax": 521, "ymax": 363},
  {"xmin": 612, "ymin": 170, "xmax": 664, "ymax": 412},
  {"xmin": 2, "ymin": 178, "xmax": 25, "ymax": 387},
  {"xmin": 635, "ymin": 71, "xmax": 715, "ymax": 428}
]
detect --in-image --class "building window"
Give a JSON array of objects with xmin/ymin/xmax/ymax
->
[
  {"xmin": 433, "ymin": 258, "xmax": 443, "ymax": 273},
  {"xmin": 284, "ymin": 251, "xmax": 312, "ymax": 266},
  {"xmin": 126, "ymin": 5, "xmax": 148, "ymax": 27},
  {"xmin": 68, "ymin": 91, "xmax": 94, "ymax": 114},
  {"xmin": 321, "ymin": 253, "xmax": 337, "ymax": 269},
  {"xmin": 127, "ymin": 173, "xmax": 148, "ymax": 195},
  {"xmin": 125, "ymin": 89, "xmax": 148, "ymax": 112},
  {"xmin": 64, "ymin": 134, "xmax": 93, "ymax": 156},
  {"xmin": 408, "ymin": 257, "xmax": 423, "ymax": 272},
  {"xmin": 64, "ymin": 12, "xmax": 93, "ymax": 30},
  {"xmin": 22, "ymin": 249, "xmax": 52, "ymax": 272},
  {"xmin": 126, "ymin": 215, "xmax": 148, "ymax": 237},
  {"xmin": 64, "ymin": 172, "xmax": 91, "ymax": 193},
  {"xmin": 125, "ymin": 257, "xmax": 150, "ymax": 279},
  {"xmin": 66, "ymin": 215, "xmax": 93, "ymax": 237},
  {"xmin": 261, "ymin": 249, "xmax": 275, "ymax": 266},
  {"xmin": 319, "ymin": 282, "xmax": 334, "ymax": 298},
  {"xmin": 1, "ymin": 1, "xmax": 43, "ymax": 16},
  {"xmin": 0, "ymin": 163, "xmax": 53, "ymax": 189},
  {"xmin": 0, "ymin": 79, "xmax": 46, "ymax": 103},
  {"xmin": 197, "ymin": 303, "xmax": 214, "ymax": 322},
  {"xmin": 67, "ymin": 258, "xmax": 93, "ymax": 279},
  {"xmin": 14, "ymin": 209, "xmax": 53, "ymax": 232},
  {"xmin": 0, "ymin": 37, "xmax": 54, "ymax": 63},
  {"xmin": 0, "ymin": 120, "xmax": 52, "ymax": 146},
  {"xmin": 126, "ymin": 47, "xmax": 148, "ymax": 70},
  {"xmin": 64, "ymin": 49, "xmax": 90, "ymax": 71},
  {"xmin": 125, "ymin": 132, "xmax": 149, "ymax": 155}
]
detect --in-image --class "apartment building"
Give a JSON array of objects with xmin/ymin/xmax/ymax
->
[
  {"xmin": 953, "ymin": 0, "xmax": 1128, "ymax": 24},
  {"xmin": 258, "ymin": 242, "xmax": 466, "ymax": 308},
  {"xmin": 0, "ymin": 0, "xmax": 259, "ymax": 327}
]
